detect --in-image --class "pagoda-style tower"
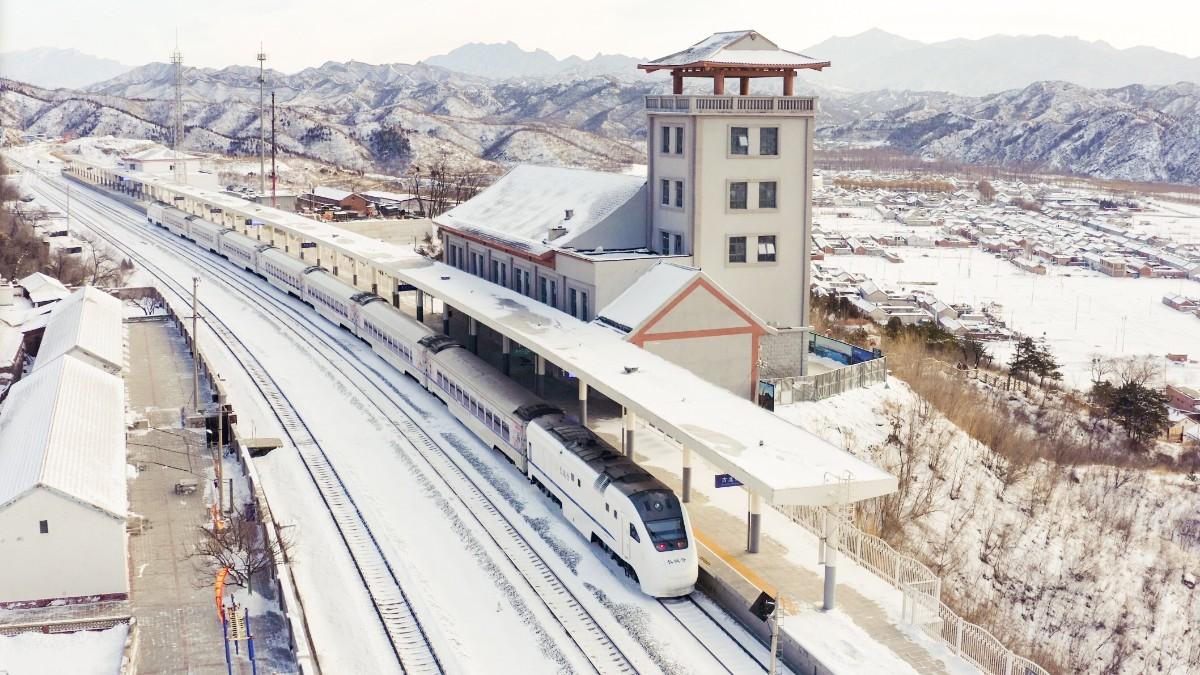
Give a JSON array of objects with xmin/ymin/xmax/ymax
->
[{"xmin": 639, "ymin": 31, "xmax": 827, "ymax": 373}]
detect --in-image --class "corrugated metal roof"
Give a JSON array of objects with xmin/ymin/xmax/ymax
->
[
  {"xmin": 32, "ymin": 287, "xmax": 124, "ymax": 374},
  {"xmin": 17, "ymin": 272, "xmax": 69, "ymax": 305},
  {"xmin": 640, "ymin": 30, "xmax": 828, "ymax": 70},
  {"xmin": 0, "ymin": 354, "xmax": 127, "ymax": 518}
]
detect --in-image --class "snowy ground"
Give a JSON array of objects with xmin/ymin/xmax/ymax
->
[
  {"xmin": 833, "ymin": 247, "xmax": 1200, "ymax": 390},
  {"xmin": 778, "ymin": 379, "xmax": 1200, "ymax": 674},
  {"xmin": 0, "ymin": 625, "xmax": 128, "ymax": 675}
]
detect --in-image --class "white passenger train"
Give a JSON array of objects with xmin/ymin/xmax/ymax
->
[{"xmin": 143, "ymin": 202, "xmax": 698, "ymax": 597}]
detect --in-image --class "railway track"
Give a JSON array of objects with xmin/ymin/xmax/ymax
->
[
  {"xmin": 26, "ymin": 167, "xmax": 444, "ymax": 675},
  {"xmin": 33, "ymin": 170, "xmax": 640, "ymax": 674}
]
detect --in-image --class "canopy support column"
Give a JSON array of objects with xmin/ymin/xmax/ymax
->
[
  {"xmin": 681, "ymin": 446, "xmax": 693, "ymax": 503},
  {"xmin": 623, "ymin": 407, "xmax": 637, "ymax": 457},
  {"xmin": 392, "ymin": 280, "xmax": 401, "ymax": 308},
  {"xmin": 415, "ymin": 290, "xmax": 424, "ymax": 322},
  {"xmin": 822, "ymin": 507, "xmax": 838, "ymax": 610},
  {"xmin": 578, "ymin": 378, "xmax": 588, "ymax": 427},
  {"xmin": 747, "ymin": 490, "xmax": 762, "ymax": 553},
  {"xmin": 467, "ymin": 317, "xmax": 478, "ymax": 353},
  {"xmin": 501, "ymin": 337, "xmax": 512, "ymax": 376},
  {"xmin": 534, "ymin": 354, "xmax": 546, "ymax": 397}
]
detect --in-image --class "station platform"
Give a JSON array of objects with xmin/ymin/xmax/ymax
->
[
  {"xmin": 408, "ymin": 294, "xmax": 969, "ymax": 674},
  {"xmin": 124, "ymin": 318, "xmax": 229, "ymax": 674}
]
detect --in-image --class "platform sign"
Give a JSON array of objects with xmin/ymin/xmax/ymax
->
[{"xmin": 715, "ymin": 474, "xmax": 743, "ymax": 489}]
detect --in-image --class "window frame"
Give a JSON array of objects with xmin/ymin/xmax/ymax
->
[
  {"xmin": 757, "ymin": 235, "xmax": 778, "ymax": 263},
  {"xmin": 660, "ymin": 127, "xmax": 671, "ymax": 154},
  {"xmin": 728, "ymin": 181, "xmax": 749, "ymax": 210},
  {"xmin": 760, "ymin": 127, "xmax": 779, "ymax": 156},
  {"xmin": 673, "ymin": 126, "xmax": 684, "ymax": 155},
  {"xmin": 660, "ymin": 178, "xmax": 670, "ymax": 206},
  {"xmin": 728, "ymin": 236, "xmax": 748, "ymax": 264},
  {"xmin": 758, "ymin": 181, "xmax": 778, "ymax": 210},
  {"xmin": 673, "ymin": 180, "xmax": 684, "ymax": 208},
  {"xmin": 730, "ymin": 126, "xmax": 749, "ymax": 155}
]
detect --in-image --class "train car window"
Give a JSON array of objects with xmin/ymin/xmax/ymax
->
[
  {"xmin": 486, "ymin": 411, "xmax": 494, "ymax": 427},
  {"xmin": 577, "ymin": 479, "xmax": 582, "ymax": 487},
  {"xmin": 629, "ymin": 524, "xmax": 640, "ymax": 542}
]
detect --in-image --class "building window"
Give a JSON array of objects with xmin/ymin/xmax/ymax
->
[
  {"xmin": 661, "ymin": 127, "xmax": 671, "ymax": 153},
  {"xmin": 673, "ymin": 233, "xmax": 683, "ymax": 255},
  {"xmin": 500, "ymin": 263, "xmax": 508, "ymax": 288},
  {"xmin": 581, "ymin": 291, "xmax": 589, "ymax": 321},
  {"xmin": 569, "ymin": 288, "xmax": 578, "ymax": 317},
  {"xmin": 490, "ymin": 260, "xmax": 499, "ymax": 282},
  {"xmin": 674, "ymin": 180, "xmax": 684, "ymax": 208},
  {"xmin": 728, "ymin": 236, "xmax": 747, "ymax": 263},
  {"xmin": 759, "ymin": 181, "xmax": 778, "ymax": 209},
  {"xmin": 661, "ymin": 231, "xmax": 671, "ymax": 254},
  {"xmin": 549, "ymin": 280, "xmax": 558, "ymax": 308},
  {"xmin": 757, "ymin": 235, "xmax": 777, "ymax": 262},
  {"xmin": 39, "ymin": 520, "xmax": 48, "ymax": 534},
  {"xmin": 760, "ymin": 127, "xmax": 779, "ymax": 155},
  {"xmin": 673, "ymin": 126, "xmax": 684, "ymax": 155},
  {"xmin": 729, "ymin": 182, "xmax": 748, "ymax": 210},
  {"xmin": 539, "ymin": 277, "xmax": 548, "ymax": 303},
  {"xmin": 660, "ymin": 179, "xmax": 670, "ymax": 206},
  {"xmin": 730, "ymin": 127, "xmax": 749, "ymax": 155}
]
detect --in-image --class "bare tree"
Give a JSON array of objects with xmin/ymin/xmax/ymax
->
[
  {"xmin": 77, "ymin": 231, "xmax": 132, "ymax": 287},
  {"xmin": 406, "ymin": 153, "xmax": 488, "ymax": 218},
  {"xmin": 131, "ymin": 295, "xmax": 165, "ymax": 316},
  {"xmin": 187, "ymin": 505, "xmax": 295, "ymax": 592}
]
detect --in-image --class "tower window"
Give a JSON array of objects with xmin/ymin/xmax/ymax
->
[
  {"xmin": 757, "ymin": 235, "xmax": 778, "ymax": 262},
  {"xmin": 728, "ymin": 236, "xmax": 747, "ymax": 263},
  {"xmin": 660, "ymin": 179, "xmax": 670, "ymax": 206},
  {"xmin": 673, "ymin": 126, "xmax": 684, "ymax": 155},
  {"xmin": 729, "ymin": 182, "xmax": 748, "ymax": 210},
  {"xmin": 39, "ymin": 520, "xmax": 48, "ymax": 534},
  {"xmin": 760, "ymin": 127, "xmax": 779, "ymax": 156},
  {"xmin": 661, "ymin": 231, "xmax": 671, "ymax": 254},
  {"xmin": 660, "ymin": 128, "xmax": 671, "ymax": 153},
  {"xmin": 759, "ymin": 181, "xmax": 778, "ymax": 209},
  {"xmin": 673, "ymin": 234, "xmax": 683, "ymax": 255},
  {"xmin": 730, "ymin": 127, "xmax": 749, "ymax": 155},
  {"xmin": 674, "ymin": 180, "xmax": 684, "ymax": 208}
]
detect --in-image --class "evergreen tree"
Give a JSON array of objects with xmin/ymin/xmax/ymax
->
[
  {"xmin": 1109, "ymin": 382, "xmax": 1169, "ymax": 448},
  {"xmin": 1007, "ymin": 337, "xmax": 1038, "ymax": 390}
]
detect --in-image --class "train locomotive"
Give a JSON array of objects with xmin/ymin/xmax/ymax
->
[{"xmin": 144, "ymin": 203, "xmax": 699, "ymax": 597}]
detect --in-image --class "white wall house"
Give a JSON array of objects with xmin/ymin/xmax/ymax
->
[{"xmin": 0, "ymin": 354, "xmax": 129, "ymax": 606}]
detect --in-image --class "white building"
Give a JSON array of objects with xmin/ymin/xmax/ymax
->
[
  {"xmin": 436, "ymin": 30, "xmax": 829, "ymax": 385},
  {"xmin": 33, "ymin": 286, "xmax": 124, "ymax": 376},
  {"xmin": 0, "ymin": 353, "xmax": 129, "ymax": 606}
]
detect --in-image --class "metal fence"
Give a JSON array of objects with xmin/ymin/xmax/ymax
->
[
  {"xmin": 763, "ymin": 357, "xmax": 888, "ymax": 404},
  {"xmin": 778, "ymin": 505, "xmax": 1049, "ymax": 675}
]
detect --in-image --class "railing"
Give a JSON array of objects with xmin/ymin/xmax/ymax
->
[
  {"xmin": 778, "ymin": 505, "xmax": 1049, "ymax": 675},
  {"xmin": 644, "ymin": 94, "xmax": 817, "ymax": 114},
  {"xmin": 763, "ymin": 358, "xmax": 887, "ymax": 404}
]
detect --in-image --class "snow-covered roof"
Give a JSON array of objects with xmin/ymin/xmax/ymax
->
[
  {"xmin": 0, "ymin": 324, "xmax": 22, "ymax": 369},
  {"xmin": 597, "ymin": 262, "xmax": 699, "ymax": 334},
  {"xmin": 32, "ymin": 287, "xmax": 124, "ymax": 375},
  {"xmin": 312, "ymin": 186, "xmax": 353, "ymax": 202},
  {"xmin": 434, "ymin": 165, "xmax": 646, "ymax": 254},
  {"xmin": 121, "ymin": 146, "xmax": 200, "ymax": 163},
  {"xmin": 17, "ymin": 272, "xmax": 69, "ymax": 305},
  {"xmin": 361, "ymin": 190, "xmax": 417, "ymax": 203},
  {"xmin": 640, "ymin": 30, "xmax": 830, "ymax": 70},
  {"xmin": 0, "ymin": 354, "xmax": 127, "ymax": 519}
]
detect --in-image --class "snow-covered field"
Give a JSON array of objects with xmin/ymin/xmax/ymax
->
[
  {"xmin": 834, "ymin": 247, "xmax": 1200, "ymax": 389},
  {"xmin": 0, "ymin": 625, "xmax": 128, "ymax": 675}
]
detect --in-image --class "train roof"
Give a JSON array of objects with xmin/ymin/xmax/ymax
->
[
  {"xmin": 304, "ymin": 268, "xmax": 361, "ymax": 298},
  {"xmin": 259, "ymin": 246, "xmax": 312, "ymax": 274},
  {"xmin": 536, "ymin": 420, "xmax": 668, "ymax": 498},
  {"xmin": 361, "ymin": 301, "xmax": 437, "ymax": 343},
  {"xmin": 434, "ymin": 347, "xmax": 544, "ymax": 415}
]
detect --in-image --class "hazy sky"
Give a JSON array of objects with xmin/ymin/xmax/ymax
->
[{"xmin": 2, "ymin": 0, "xmax": 1198, "ymax": 71}]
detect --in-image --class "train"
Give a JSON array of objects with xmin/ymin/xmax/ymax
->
[{"xmin": 144, "ymin": 202, "xmax": 698, "ymax": 597}]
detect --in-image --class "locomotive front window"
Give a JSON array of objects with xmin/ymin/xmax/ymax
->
[{"xmin": 644, "ymin": 518, "xmax": 689, "ymax": 551}]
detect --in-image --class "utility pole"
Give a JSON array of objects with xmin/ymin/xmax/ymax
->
[
  {"xmin": 216, "ymin": 403, "xmax": 225, "ymax": 513},
  {"xmin": 192, "ymin": 277, "xmax": 200, "ymax": 413},
  {"xmin": 257, "ymin": 47, "xmax": 267, "ymax": 198},
  {"xmin": 270, "ymin": 90, "xmax": 277, "ymax": 208}
]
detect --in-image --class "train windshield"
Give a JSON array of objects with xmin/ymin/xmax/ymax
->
[{"xmin": 636, "ymin": 490, "xmax": 689, "ymax": 552}]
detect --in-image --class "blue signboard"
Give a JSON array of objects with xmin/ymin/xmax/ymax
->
[{"xmin": 715, "ymin": 474, "xmax": 744, "ymax": 489}]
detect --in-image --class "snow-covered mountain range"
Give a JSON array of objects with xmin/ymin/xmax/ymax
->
[
  {"xmin": 0, "ymin": 47, "xmax": 132, "ymax": 90},
  {"xmin": 4, "ymin": 46, "xmax": 1200, "ymax": 184}
]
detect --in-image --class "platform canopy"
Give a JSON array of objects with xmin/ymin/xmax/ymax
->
[{"xmin": 66, "ymin": 157, "xmax": 898, "ymax": 506}]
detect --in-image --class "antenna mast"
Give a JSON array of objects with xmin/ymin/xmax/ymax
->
[
  {"xmin": 171, "ymin": 43, "xmax": 185, "ymax": 184},
  {"xmin": 257, "ymin": 46, "xmax": 267, "ymax": 198}
]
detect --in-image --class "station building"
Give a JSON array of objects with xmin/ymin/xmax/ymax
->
[{"xmin": 436, "ymin": 30, "xmax": 828, "ymax": 394}]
